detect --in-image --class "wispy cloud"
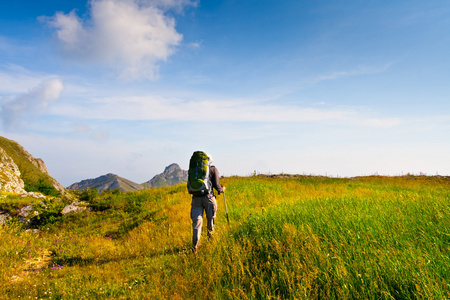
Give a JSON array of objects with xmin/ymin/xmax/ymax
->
[
  {"xmin": 1, "ymin": 78, "xmax": 64, "ymax": 130},
  {"xmin": 71, "ymin": 122, "xmax": 110, "ymax": 140},
  {"xmin": 309, "ymin": 63, "xmax": 394, "ymax": 85},
  {"xmin": 0, "ymin": 64, "xmax": 50, "ymax": 94},
  {"xmin": 50, "ymin": 95, "xmax": 354, "ymax": 122},
  {"xmin": 140, "ymin": 0, "xmax": 198, "ymax": 11},
  {"xmin": 43, "ymin": 0, "xmax": 189, "ymax": 80}
]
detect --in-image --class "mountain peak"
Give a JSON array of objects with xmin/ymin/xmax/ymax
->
[
  {"xmin": 103, "ymin": 173, "xmax": 117, "ymax": 178},
  {"xmin": 164, "ymin": 163, "xmax": 181, "ymax": 174},
  {"xmin": 143, "ymin": 163, "xmax": 188, "ymax": 188}
]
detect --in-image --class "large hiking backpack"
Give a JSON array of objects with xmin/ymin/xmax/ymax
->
[{"xmin": 187, "ymin": 151, "xmax": 212, "ymax": 196}]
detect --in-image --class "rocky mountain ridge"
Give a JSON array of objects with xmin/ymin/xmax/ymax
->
[{"xmin": 67, "ymin": 163, "xmax": 188, "ymax": 193}]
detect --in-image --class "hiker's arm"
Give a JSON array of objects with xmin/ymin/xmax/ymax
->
[{"xmin": 211, "ymin": 166, "xmax": 224, "ymax": 194}]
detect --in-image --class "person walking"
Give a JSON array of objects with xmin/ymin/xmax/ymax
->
[{"xmin": 187, "ymin": 152, "xmax": 225, "ymax": 253}]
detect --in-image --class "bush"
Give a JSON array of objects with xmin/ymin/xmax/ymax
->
[
  {"xmin": 29, "ymin": 198, "xmax": 65, "ymax": 227},
  {"xmin": 79, "ymin": 188, "xmax": 99, "ymax": 202},
  {"xmin": 90, "ymin": 197, "xmax": 112, "ymax": 212},
  {"xmin": 25, "ymin": 178, "xmax": 60, "ymax": 197}
]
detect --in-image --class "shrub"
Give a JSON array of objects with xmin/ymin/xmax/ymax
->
[
  {"xmin": 29, "ymin": 198, "xmax": 65, "ymax": 227},
  {"xmin": 25, "ymin": 178, "xmax": 60, "ymax": 197},
  {"xmin": 79, "ymin": 188, "xmax": 99, "ymax": 202}
]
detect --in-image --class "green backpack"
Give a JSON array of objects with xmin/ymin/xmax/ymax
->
[{"xmin": 187, "ymin": 151, "xmax": 212, "ymax": 196}]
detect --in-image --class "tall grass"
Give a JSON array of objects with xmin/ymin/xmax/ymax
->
[{"xmin": 1, "ymin": 175, "xmax": 449, "ymax": 299}]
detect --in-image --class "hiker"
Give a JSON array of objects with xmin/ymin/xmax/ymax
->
[{"xmin": 187, "ymin": 152, "xmax": 225, "ymax": 252}]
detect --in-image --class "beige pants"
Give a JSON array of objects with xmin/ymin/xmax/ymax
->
[{"xmin": 191, "ymin": 194, "xmax": 217, "ymax": 250}]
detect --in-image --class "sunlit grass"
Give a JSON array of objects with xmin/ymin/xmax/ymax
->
[{"xmin": 1, "ymin": 175, "xmax": 449, "ymax": 299}]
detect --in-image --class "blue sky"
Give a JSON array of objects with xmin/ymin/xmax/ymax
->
[{"xmin": 1, "ymin": 0, "xmax": 449, "ymax": 186}]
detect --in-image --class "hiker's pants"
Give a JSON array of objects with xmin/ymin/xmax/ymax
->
[{"xmin": 191, "ymin": 194, "xmax": 217, "ymax": 249}]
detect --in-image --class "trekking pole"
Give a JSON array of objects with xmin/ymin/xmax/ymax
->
[{"xmin": 223, "ymin": 191, "xmax": 230, "ymax": 225}]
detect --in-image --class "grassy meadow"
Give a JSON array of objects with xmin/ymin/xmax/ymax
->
[{"xmin": 1, "ymin": 175, "xmax": 449, "ymax": 299}]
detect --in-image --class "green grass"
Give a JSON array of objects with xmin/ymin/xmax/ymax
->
[{"xmin": 1, "ymin": 175, "xmax": 449, "ymax": 299}]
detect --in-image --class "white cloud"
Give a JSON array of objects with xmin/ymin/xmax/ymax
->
[
  {"xmin": 1, "ymin": 79, "xmax": 64, "ymax": 130},
  {"xmin": 48, "ymin": 93, "xmax": 404, "ymax": 130},
  {"xmin": 49, "ymin": 95, "xmax": 354, "ymax": 122},
  {"xmin": 45, "ymin": 0, "xmax": 184, "ymax": 80}
]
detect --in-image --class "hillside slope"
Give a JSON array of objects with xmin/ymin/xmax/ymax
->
[
  {"xmin": 0, "ymin": 136, "xmax": 67, "ymax": 196},
  {"xmin": 67, "ymin": 173, "xmax": 144, "ymax": 193}
]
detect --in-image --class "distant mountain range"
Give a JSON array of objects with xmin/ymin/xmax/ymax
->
[
  {"xmin": 67, "ymin": 163, "xmax": 188, "ymax": 193},
  {"xmin": 0, "ymin": 135, "xmax": 188, "ymax": 195},
  {"xmin": 66, "ymin": 173, "xmax": 144, "ymax": 193}
]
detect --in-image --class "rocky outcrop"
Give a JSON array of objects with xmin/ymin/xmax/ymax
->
[
  {"xmin": 23, "ymin": 192, "xmax": 46, "ymax": 199},
  {"xmin": 61, "ymin": 201, "xmax": 91, "ymax": 215},
  {"xmin": 0, "ymin": 211, "xmax": 11, "ymax": 224},
  {"xmin": 142, "ymin": 163, "xmax": 188, "ymax": 188},
  {"xmin": 35, "ymin": 159, "xmax": 66, "ymax": 195},
  {"xmin": 0, "ymin": 147, "xmax": 26, "ymax": 194},
  {"xmin": 17, "ymin": 204, "xmax": 36, "ymax": 223},
  {"xmin": 28, "ymin": 155, "xmax": 65, "ymax": 195},
  {"xmin": 35, "ymin": 158, "xmax": 48, "ymax": 174}
]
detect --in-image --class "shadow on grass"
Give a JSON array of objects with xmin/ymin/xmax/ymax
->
[{"xmin": 52, "ymin": 245, "xmax": 190, "ymax": 268}]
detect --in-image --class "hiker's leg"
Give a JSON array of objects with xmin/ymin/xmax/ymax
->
[
  {"xmin": 191, "ymin": 197, "xmax": 204, "ymax": 250},
  {"xmin": 205, "ymin": 195, "xmax": 217, "ymax": 237}
]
